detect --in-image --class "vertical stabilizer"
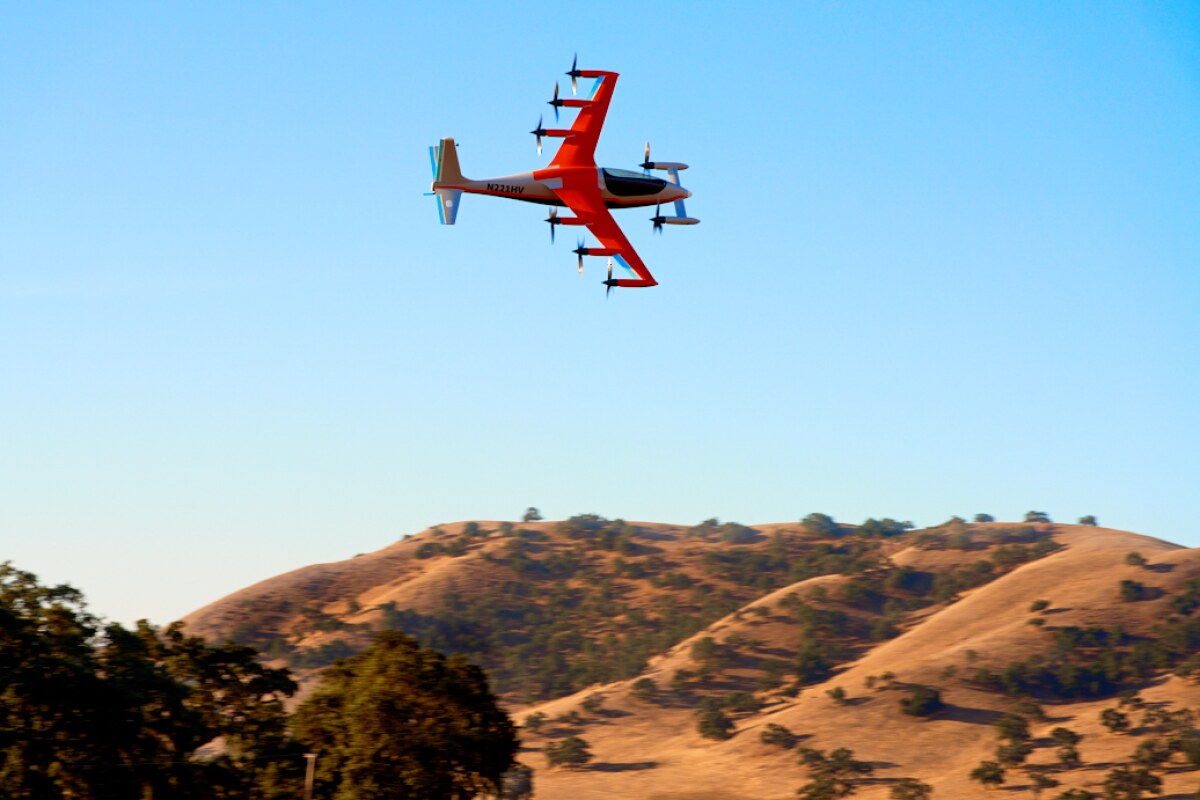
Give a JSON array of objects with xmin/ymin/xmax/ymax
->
[{"xmin": 429, "ymin": 138, "xmax": 465, "ymax": 224}]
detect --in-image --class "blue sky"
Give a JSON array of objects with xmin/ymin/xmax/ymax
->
[{"xmin": 2, "ymin": 2, "xmax": 1198, "ymax": 626}]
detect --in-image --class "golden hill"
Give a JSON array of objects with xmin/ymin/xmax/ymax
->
[{"xmin": 185, "ymin": 518, "xmax": 1200, "ymax": 798}]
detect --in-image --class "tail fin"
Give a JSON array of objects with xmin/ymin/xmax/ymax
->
[{"xmin": 429, "ymin": 138, "xmax": 465, "ymax": 224}]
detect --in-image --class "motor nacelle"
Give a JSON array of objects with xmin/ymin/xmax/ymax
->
[
  {"xmin": 660, "ymin": 216, "xmax": 700, "ymax": 225},
  {"xmin": 640, "ymin": 161, "xmax": 689, "ymax": 171}
]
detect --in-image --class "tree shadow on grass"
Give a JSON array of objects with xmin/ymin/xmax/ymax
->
[
  {"xmin": 588, "ymin": 760, "xmax": 658, "ymax": 772},
  {"xmin": 935, "ymin": 703, "xmax": 1006, "ymax": 726}
]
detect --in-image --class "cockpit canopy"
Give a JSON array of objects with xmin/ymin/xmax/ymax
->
[{"xmin": 602, "ymin": 168, "xmax": 667, "ymax": 197}]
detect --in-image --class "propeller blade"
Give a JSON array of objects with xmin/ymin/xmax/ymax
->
[
  {"xmin": 652, "ymin": 203, "xmax": 663, "ymax": 234},
  {"xmin": 547, "ymin": 208, "xmax": 557, "ymax": 244},
  {"xmin": 552, "ymin": 82, "xmax": 560, "ymax": 123},
  {"xmin": 643, "ymin": 141, "xmax": 651, "ymax": 174},
  {"xmin": 576, "ymin": 238, "xmax": 585, "ymax": 274},
  {"xmin": 570, "ymin": 54, "xmax": 578, "ymax": 95},
  {"xmin": 606, "ymin": 258, "xmax": 614, "ymax": 298},
  {"xmin": 534, "ymin": 114, "xmax": 543, "ymax": 154}
]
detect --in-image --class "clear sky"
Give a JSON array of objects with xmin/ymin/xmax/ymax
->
[{"xmin": 2, "ymin": 2, "xmax": 1198, "ymax": 626}]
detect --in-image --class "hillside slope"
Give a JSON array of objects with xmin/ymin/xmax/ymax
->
[{"xmin": 186, "ymin": 518, "xmax": 1200, "ymax": 798}]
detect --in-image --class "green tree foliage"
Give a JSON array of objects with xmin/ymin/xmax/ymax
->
[
  {"xmin": 995, "ymin": 713, "xmax": 1031, "ymax": 742},
  {"xmin": 1025, "ymin": 511, "xmax": 1052, "ymax": 523},
  {"xmin": 580, "ymin": 693, "xmax": 604, "ymax": 714},
  {"xmin": 1055, "ymin": 790, "xmax": 1097, "ymax": 800},
  {"xmin": 292, "ymin": 631, "xmax": 517, "ymax": 799},
  {"xmin": 1101, "ymin": 766, "xmax": 1160, "ymax": 800},
  {"xmin": 1056, "ymin": 744, "xmax": 1082, "ymax": 769},
  {"xmin": 1031, "ymin": 599, "xmax": 1052, "ymax": 612},
  {"xmin": 857, "ymin": 518, "xmax": 914, "ymax": 538},
  {"xmin": 1124, "ymin": 552, "xmax": 1147, "ymax": 568},
  {"xmin": 1131, "ymin": 738, "xmax": 1171, "ymax": 769},
  {"xmin": 523, "ymin": 712, "xmax": 546, "ymax": 732},
  {"xmin": 1117, "ymin": 577, "xmax": 1148, "ymax": 600},
  {"xmin": 974, "ymin": 513, "xmax": 995, "ymax": 523},
  {"xmin": 797, "ymin": 776, "xmax": 854, "ymax": 800},
  {"xmin": 760, "ymin": 723, "xmax": 798, "ymax": 749},
  {"xmin": 696, "ymin": 704, "xmax": 734, "ymax": 740},
  {"xmin": 1100, "ymin": 708, "xmax": 1131, "ymax": 734},
  {"xmin": 1079, "ymin": 515, "xmax": 1099, "ymax": 526},
  {"xmin": 630, "ymin": 677, "xmax": 658, "ymax": 702},
  {"xmin": 899, "ymin": 685, "xmax": 944, "ymax": 717},
  {"xmin": 522, "ymin": 507, "xmax": 543, "ymax": 522},
  {"xmin": 0, "ymin": 564, "xmax": 302, "ymax": 800},
  {"xmin": 1026, "ymin": 769, "xmax": 1060, "ymax": 800},
  {"xmin": 995, "ymin": 741, "xmax": 1034, "ymax": 767},
  {"xmin": 796, "ymin": 748, "xmax": 874, "ymax": 799},
  {"xmin": 969, "ymin": 760, "xmax": 1005, "ymax": 789},
  {"xmin": 801, "ymin": 513, "xmax": 841, "ymax": 537},
  {"xmin": 889, "ymin": 778, "xmax": 933, "ymax": 800},
  {"xmin": 1051, "ymin": 727, "xmax": 1082, "ymax": 746},
  {"xmin": 543, "ymin": 736, "xmax": 592, "ymax": 769}
]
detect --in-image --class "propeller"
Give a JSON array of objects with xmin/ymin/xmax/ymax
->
[
  {"xmin": 606, "ymin": 258, "xmax": 614, "ymax": 298},
  {"xmin": 546, "ymin": 208, "xmax": 559, "ymax": 244},
  {"xmin": 641, "ymin": 141, "xmax": 652, "ymax": 174},
  {"xmin": 566, "ymin": 53, "xmax": 580, "ymax": 96},
  {"xmin": 651, "ymin": 202, "xmax": 664, "ymax": 234},
  {"xmin": 531, "ymin": 114, "xmax": 545, "ymax": 154},
  {"xmin": 573, "ymin": 238, "xmax": 587, "ymax": 274},
  {"xmin": 549, "ymin": 83, "xmax": 561, "ymax": 123}
]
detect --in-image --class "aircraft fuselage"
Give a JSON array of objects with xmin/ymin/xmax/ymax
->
[{"xmin": 435, "ymin": 166, "xmax": 690, "ymax": 209}]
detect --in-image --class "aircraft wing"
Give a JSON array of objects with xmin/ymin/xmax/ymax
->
[
  {"xmin": 549, "ymin": 71, "xmax": 618, "ymax": 169},
  {"xmin": 550, "ymin": 185, "xmax": 658, "ymax": 288}
]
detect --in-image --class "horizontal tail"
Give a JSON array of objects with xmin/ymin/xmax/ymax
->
[{"xmin": 429, "ymin": 137, "xmax": 465, "ymax": 225}]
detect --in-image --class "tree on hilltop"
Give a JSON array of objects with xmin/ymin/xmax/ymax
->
[
  {"xmin": 522, "ymin": 507, "xmax": 543, "ymax": 522},
  {"xmin": 801, "ymin": 513, "xmax": 840, "ymax": 537}
]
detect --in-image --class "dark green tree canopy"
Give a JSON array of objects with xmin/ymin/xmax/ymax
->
[
  {"xmin": 0, "ymin": 562, "xmax": 299, "ymax": 800},
  {"xmin": 292, "ymin": 630, "xmax": 517, "ymax": 800}
]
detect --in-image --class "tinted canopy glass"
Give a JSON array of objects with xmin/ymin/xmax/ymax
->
[{"xmin": 602, "ymin": 168, "xmax": 666, "ymax": 197}]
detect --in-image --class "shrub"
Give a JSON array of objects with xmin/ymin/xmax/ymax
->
[
  {"xmin": 696, "ymin": 706, "xmax": 734, "ymax": 740},
  {"xmin": 899, "ymin": 685, "xmax": 944, "ymax": 717},
  {"xmin": 969, "ymin": 760, "xmax": 1005, "ymax": 789},
  {"xmin": 630, "ymin": 677, "xmax": 657, "ymax": 702},
  {"xmin": 760, "ymin": 723, "xmax": 798, "ymax": 749},
  {"xmin": 544, "ymin": 736, "xmax": 591, "ymax": 769},
  {"xmin": 995, "ymin": 740, "xmax": 1033, "ymax": 766},
  {"xmin": 889, "ymin": 778, "xmax": 932, "ymax": 800},
  {"xmin": 1030, "ymin": 599, "xmax": 1051, "ymax": 612},
  {"xmin": 1124, "ymin": 552, "xmax": 1147, "ymax": 568},
  {"xmin": 721, "ymin": 691, "xmax": 763, "ymax": 714},
  {"xmin": 1101, "ymin": 766, "xmax": 1160, "ymax": 800},
  {"xmin": 995, "ymin": 713, "xmax": 1031, "ymax": 742},
  {"xmin": 1100, "ymin": 707, "xmax": 1130, "ymax": 734},
  {"xmin": 1050, "ymin": 727, "xmax": 1082, "ymax": 746},
  {"xmin": 1119, "ymin": 580, "xmax": 1148, "ymax": 601}
]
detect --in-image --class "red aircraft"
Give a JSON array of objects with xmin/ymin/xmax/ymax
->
[{"xmin": 428, "ymin": 57, "xmax": 698, "ymax": 293}]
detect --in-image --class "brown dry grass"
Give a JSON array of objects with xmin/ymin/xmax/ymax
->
[{"xmin": 186, "ymin": 521, "xmax": 1200, "ymax": 798}]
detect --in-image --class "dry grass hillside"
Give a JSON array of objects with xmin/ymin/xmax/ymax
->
[{"xmin": 186, "ymin": 517, "xmax": 1200, "ymax": 799}]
